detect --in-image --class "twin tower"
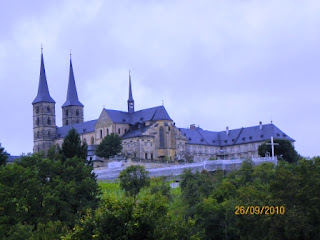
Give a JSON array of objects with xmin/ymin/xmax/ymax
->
[
  {"xmin": 32, "ymin": 52, "xmax": 135, "ymax": 153},
  {"xmin": 32, "ymin": 52, "xmax": 84, "ymax": 153}
]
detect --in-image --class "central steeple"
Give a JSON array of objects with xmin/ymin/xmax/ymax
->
[
  {"xmin": 127, "ymin": 70, "xmax": 134, "ymax": 114},
  {"xmin": 61, "ymin": 55, "xmax": 84, "ymax": 126}
]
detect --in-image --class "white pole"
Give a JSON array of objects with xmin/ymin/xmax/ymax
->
[{"xmin": 271, "ymin": 136, "xmax": 275, "ymax": 161}]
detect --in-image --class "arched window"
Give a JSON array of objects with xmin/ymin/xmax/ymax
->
[
  {"xmin": 100, "ymin": 129, "xmax": 103, "ymax": 139},
  {"xmin": 66, "ymin": 109, "xmax": 69, "ymax": 117},
  {"xmin": 47, "ymin": 117, "xmax": 51, "ymax": 125},
  {"xmin": 125, "ymin": 129, "xmax": 127, "ymax": 133},
  {"xmin": 36, "ymin": 118, "xmax": 40, "ymax": 126},
  {"xmin": 159, "ymin": 127, "xmax": 165, "ymax": 148},
  {"xmin": 76, "ymin": 109, "xmax": 79, "ymax": 116},
  {"xmin": 118, "ymin": 128, "xmax": 120, "ymax": 134},
  {"xmin": 145, "ymin": 153, "xmax": 148, "ymax": 159},
  {"xmin": 90, "ymin": 136, "xmax": 94, "ymax": 144},
  {"xmin": 83, "ymin": 138, "xmax": 87, "ymax": 144},
  {"xmin": 48, "ymin": 130, "xmax": 51, "ymax": 137},
  {"xmin": 107, "ymin": 129, "xmax": 109, "ymax": 135},
  {"xmin": 66, "ymin": 120, "xmax": 69, "ymax": 125},
  {"xmin": 151, "ymin": 153, "xmax": 153, "ymax": 160},
  {"xmin": 36, "ymin": 107, "xmax": 39, "ymax": 114},
  {"xmin": 47, "ymin": 106, "xmax": 50, "ymax": 112}
]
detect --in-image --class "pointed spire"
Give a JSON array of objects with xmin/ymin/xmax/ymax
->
[
  {"xmin": 128, "ymin": 70, "xmax": 134, "ymax": 102},
  {"xmin": 32, "ymin": 51, "xmax": 55, "ymax": 104},
  {"xmin": 62, "ymin": 57, "xmax": 83, "ymax": 107},
  {"xmin": 128, "ymin": 70, "xmax": 134, "ymax": 113}
]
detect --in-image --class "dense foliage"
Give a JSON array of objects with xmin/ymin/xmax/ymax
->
[
  {"xmin": 61, "ymin": 128, "xmax": 88, "ymax": 160},
  {"xmin": 0, "ymin": 143, "xmax": 8, "ymax": 166},
  {"xmin": 1, "ymin": 131, "xmax": 320, "ymax": 240},
  {"xmin": 0, "ymin": 130, "xmax": 99, "ymax": 239},
  {"xmin": 119, "ymin": 165, "xmax": 150, "ymax": 197},
  {"xmin": 96, "ymin": 133, "xmax": 122, "ymax": 159}
]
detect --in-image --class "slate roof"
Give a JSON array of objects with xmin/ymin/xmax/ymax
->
[
  {"xmin": 179, "ymin": 123, "xmax": 294, "ymax": 146},
  {"xmin": 122, "ymin": 124, "xmax": 152, "ymax": 139},
  {"xmin": 104, "ymin": 105, "xmax": 172, "ymax": 124},
  {"xmin": 56, "ymin": 120, "xmax": 97, "ymax": 138},
  {"xmin": 32, "ymin": 53, "xmax": 55, "ymax": 104},
  {"xmin": 62, "ymin": 59, "xmax": 84, "ymax": 107}
]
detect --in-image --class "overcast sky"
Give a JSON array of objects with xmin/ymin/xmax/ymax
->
[{"xmin": 1, "ymin": 0, "xmax": 320, "ymax": 157}]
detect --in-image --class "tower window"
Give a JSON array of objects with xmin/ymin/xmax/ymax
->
[
  {"xmin": 66, "ymin": 120, "xmax": 69, "ymax": 125},
  {"xmin": 159, "ymin": 127, "xmax": 165, "ymax": 148},
  {"xmin": 47, "ymin": 106, "xmax": 50, "ymax": 112},
  {"xmin": 36, "ymin": 118, "xmax": 40, "ymax": 126},
  {"xmin": 47, "ymin": 117, "xmax": 51, "ymax": 125},
  {"xmin": 66, "ymin": 109, "xmax": 69, "ymax": 117},
  {"xmin": 90, "ymin": 136, "xmax": 94, "ymax": 144},
  {"xmin": 36, "ymin": 107, "xmax": 39, "ymax": 114},
  {"xmin": 48, "ymin": 130, "xmax": 51, "ymax": 137},
  {"xmin": 76, "ymin": 109, "xmax": 79, "ymax": 116},
  {"xmin": 100, "ymin": 129, "xmax": 103, "ymax": 139}
]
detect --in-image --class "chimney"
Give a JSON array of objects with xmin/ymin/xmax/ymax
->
[
  {"xmin": 190, "ymin": 124, "xmax": 196, "ymax": 130},
  {"xmin": 226, "ymin": 126, "xmax": 229, "ymax": 135},
  {"xmin": 259, "ymin": 121, "xmax": 262, "ymax": 130}
]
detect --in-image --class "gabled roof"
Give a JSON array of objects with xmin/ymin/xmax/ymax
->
[
  {"xmin": 32, "ymin": 53, "xmax": 55, "ymax": 104},
  {"xmin": 179, "ymin": 123, "xmax": 294, "ymax": 146},
  {"xmin": 104, "ymin": 105, "xmax": 172, "ymax": 124},
  {"xmin": 56, "ymin": 119, "xmax": 97, "ymax": 138},
  {"xmin": 62, "ymin": 59, "xmax": 83, "ymax": 107}
]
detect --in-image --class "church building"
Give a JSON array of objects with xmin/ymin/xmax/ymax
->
[{"xmin": 32, "ymin": 52, "xmax": 294, "ymax": 161}]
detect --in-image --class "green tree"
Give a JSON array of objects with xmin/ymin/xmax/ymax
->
[
  {"xmin": 0, "ymin": 143, "xmax": 8, "ymax": 166},
  {"xmin": 258, "ymin": 139, "xmax": 299, "ymax": 163},
  {"xmin": 96, "ymin": 133, "xmax": 122, "ymax": 159},
  {"xmin": 61, "ymin": 128, "xmax": 87, "ymax": 160},
  {"xmin": 0, "ymin": 153, "xmax": 100, "ymax": 238},
  {"xmin": 119, "ymin": 165, "xmax": 150, "ymax": 197}
]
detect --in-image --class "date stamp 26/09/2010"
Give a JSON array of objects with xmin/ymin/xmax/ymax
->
[{"xmin": 235, "ymin": 206, "xmax": 285, "ymax": 215}]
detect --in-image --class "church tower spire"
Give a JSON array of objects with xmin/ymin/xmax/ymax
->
[
  {"xmin": 127, "ymin": 70, "xmax": 134, "ymax": 114},
  {"xmin": 62, "ymin": 55, "xmax": 84, "ymax": 126},
  {"xmin": 32, "ymin": 50, "xmax": 56, "ymax": 153}
]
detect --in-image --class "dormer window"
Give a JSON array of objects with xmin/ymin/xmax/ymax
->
[
  {"xmin": 122, "ymin": 119, "xmax": 126, "ymax": 122},
  {"xmin": 260, "ymin": 134, "xmax": 264, "ymax": 138},
  {"xmin": 242, "ymin": 137, "xmax": 245, "ymax": 141},
  {"xmin": 283, "ymin": 134, "xmax": 286, "ymax": 137},
  {"xmin": 249, "ymin": 136, "xmax": 252, "ymax": 140}
]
